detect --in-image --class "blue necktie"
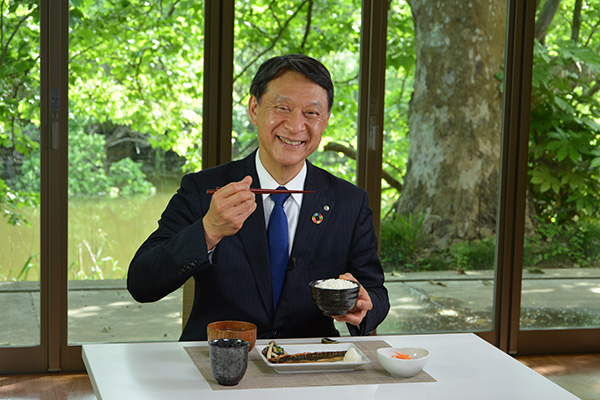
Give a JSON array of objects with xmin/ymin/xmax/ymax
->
[{"xmin": 269, "ymin": 186, "xmax": 291, "ymax": 311}]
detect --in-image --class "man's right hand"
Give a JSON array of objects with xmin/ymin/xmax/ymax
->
[{"xmin": 202, "ymin": 175, "xmax": 257, "ymax": 250}]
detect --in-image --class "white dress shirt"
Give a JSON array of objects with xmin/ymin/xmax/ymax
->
[{"xmin": 256, "ymin": 149, "xmax": 306, "ymax": 256}]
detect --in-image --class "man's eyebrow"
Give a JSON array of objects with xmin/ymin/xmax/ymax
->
[
  {"xmin": 272, "ymin": 95, "xmax": 290, "ymax": 103},
  {"xmin": 306, "ymin": 100, "xmax": 325, "ymax": 109}
]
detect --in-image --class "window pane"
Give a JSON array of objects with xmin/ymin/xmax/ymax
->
[
  {"xmin": 67, "ymin": 0, "xmax": 203, "ymax": 343},
  {"xmin": 379, "ymin": 0, "xmax": 507, "ymax": 334},
  {"xmin": 233, "ymin": 0, "xmax": 361, "ymax": 183},
  {"xmin": 0, "ymin": 1, "xmax": 41, "ymax": 347},
  {"xmin": 521, "ymin": 2, "xmax": 600, "ymax": 331}
]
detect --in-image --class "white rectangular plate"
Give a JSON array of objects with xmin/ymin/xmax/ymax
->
[{"xmin": 257, "ymin": 343, "xmax": 370, "ymax": 374}]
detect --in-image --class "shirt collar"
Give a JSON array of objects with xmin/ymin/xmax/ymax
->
[{"xmin": 255, "ymin": 149, "xmax": 307, "ymax": 204}]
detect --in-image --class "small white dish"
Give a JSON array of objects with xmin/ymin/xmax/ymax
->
[{"xmin": 377, "ymin": 347, "xmax": 429, "ymax": 378}]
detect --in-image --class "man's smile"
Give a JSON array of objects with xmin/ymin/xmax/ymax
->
[{"xmin": 277, "ymin": 135, "xmax": 304, "ymax": 146}]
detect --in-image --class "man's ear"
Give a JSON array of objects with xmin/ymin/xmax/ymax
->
[{"xmin": 248, "ymin": 95, "xmax": 259, "ymax": 126}]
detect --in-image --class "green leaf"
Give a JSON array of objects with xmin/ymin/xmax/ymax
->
[
  {"xmin": 556, "ymin": 146, "xmax": 568, "ymax": 161},
  {"xmin": 553, "ymin": 97, "xmax": 571, "ymax": 111},
  {"xmin": 591, "ymin": 157, "xmax": 600, "ymax": 169},
  {"xmin": 540, "ymin": 181, "xmax": 551, "ymax": 193},
  {"xmin": 568, "ymin": 147, "xmax": 580, "ymax": 163}
]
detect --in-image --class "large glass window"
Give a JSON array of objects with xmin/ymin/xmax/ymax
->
[
  {"xmin": 233, "ymin": 0, "xmax": 362, "ymax": 183},
  {"xmin": 520, "ymin": 1, "xmax": 600, "ymax": 331},
  {"xmin": 0, "ymin": 1, "xmax": 41, "ymax": 347},
  {"xmin": 67, "ymin": 0, "xmax": 204, "ymax": 343},
  {"xmin": 378, "ymin": 0, "xmax": 508, "ymax": 334},
  {"xmin": 5, "ymin": 0, "xmax": 599, "ymax": 373}
]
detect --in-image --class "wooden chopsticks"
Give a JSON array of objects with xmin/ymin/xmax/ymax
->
[{"xmin": 206, "ymin": 188, "xmax": 316, "ymax": 195}]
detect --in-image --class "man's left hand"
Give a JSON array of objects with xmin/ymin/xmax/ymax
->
[{"xmin": 331, "ymin": 273, "xmax": 373, "ymax": 326}]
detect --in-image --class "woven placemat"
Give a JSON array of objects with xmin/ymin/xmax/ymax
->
[{"xmin": 185, "ymin": 340, "xmax": 436, "ymax": 390}]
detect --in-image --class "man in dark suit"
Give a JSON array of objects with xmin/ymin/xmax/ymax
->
[{"xmin": 127, "ymin": 54, "xmax": 390, "ymax": 340}]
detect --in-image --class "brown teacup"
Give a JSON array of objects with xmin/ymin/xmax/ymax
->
[{"xmin": 207, "ymin": 320, "xmax": 257, "ymax": 352}]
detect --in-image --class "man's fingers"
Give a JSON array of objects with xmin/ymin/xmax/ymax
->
[
  {"xmin": 231, "ymin": 197, "xmax": 257, "ymax": 225},
  {"xmin": 332, "ymin": 311, "xmax": 364, "ymax": 326},
  {"xmin": 329, "ymin": 273, "xmax": 373, "ymax": 326},
  {"xmin": 338, "ymin": 272, "xmax": 356, "ymax": 282},
  {"xmin": 214, "ymin": 176, "xmax": 253, "ymax": 198},
  {"xmin": 203, "ymin": 176, "xmax": 257, "ymax": 243},
  {"xmin": 212, "ymin": 179, "xmax": 256, "ymax": 216}
]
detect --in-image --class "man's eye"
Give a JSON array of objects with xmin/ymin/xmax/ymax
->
[{"xmin": 276, "ymin": 106, "xmax": 289, "ymax": 111}]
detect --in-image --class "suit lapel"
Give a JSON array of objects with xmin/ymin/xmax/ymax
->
[
  {"xmin": 238, "ymin": 198, "xmax": 273, "ymax": 317},
  {"xmin": 235, "ymin": 151, "xmax": 274, "ymax": 319}
]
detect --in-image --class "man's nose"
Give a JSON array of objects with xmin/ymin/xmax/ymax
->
[{"xmin": 284, "ymin": 109, "xmax": 304, "ymax": 133}]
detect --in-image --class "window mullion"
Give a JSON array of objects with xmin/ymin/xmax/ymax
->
[{"xmin": 357, "ymin": 0, "xmax": 388, "ymax": 237}]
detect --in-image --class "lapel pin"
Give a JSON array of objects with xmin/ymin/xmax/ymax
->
[
  {"xmin": 323, "ymin": 205, "xmax": 330, "ymax": 211},
  {"xmin": 312, "ymin": 213, "xmax": 324, "ymax": 225}
]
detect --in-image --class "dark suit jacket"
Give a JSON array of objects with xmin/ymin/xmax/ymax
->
[{"xmin": 127, "ymin": 150, "xmax": 389, "ymax": 341}]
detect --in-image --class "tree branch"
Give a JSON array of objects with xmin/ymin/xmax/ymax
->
[
  {"xmin": 323, "ymin": 142, "xmax": 403, "ymax": 194},
  {"xmin": 323, "ymin": 141, "xmax": 356, "ymax": 158},
  {"xmin": 167, "ymin": 0, "xmax": 181, "ymax": 18},
  {"xmin": 334, "ymin": 73, "xmax": 359, "ymax": 86},
  {"xmin": 584, "ymin": 18, "xmax": 600, "ymax": 48},
  {"xmin": 268, "ymin": 0, "xmax": 283, "ymax": 28},
  {"xmin": 233, "ymin": 0, "xmax": 310, "ymax": 85},
  {"xmin": 105, "ymin": 137, "xmax": 149, "ymax": 148},
  {"xmin": 571, "ymin": 0, "xmax": 582, "ymax": 43},
  {"xmin": 300, "ymin": 0, "xmax": 313, "ymax": 52},
  {"xmin": 0, "ymin": 8, "xmax": 36, "ymax": 70},
  {"xmin": 583, "ymin": 79, "xmax": 600, "ymax": 97},
  {"xmin": 243, "ymin": 19, "xmax": 271, "ymax": 41},
  {"xmin": 535, "ymin": 0, "xmax": 560, "ymax": 44},
  {"xmin": 69, "ymin": 40, "xmax": 105, "ymax": 64},
  {"xmin": 1, "ymin": 0, "xmax": 5, "ymax": 48},
  {"xmin": 130, "ymin": 47, "xmax": 160, "ymax": 132}
]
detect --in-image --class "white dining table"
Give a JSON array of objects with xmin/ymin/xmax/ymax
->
[{"xmin": 82, "ymin": 333, "xmax": 578, "ymax": 400}]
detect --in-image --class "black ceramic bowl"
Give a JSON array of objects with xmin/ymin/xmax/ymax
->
[{"xmin": 309, "ymin": 279, "xmax": 361, "ymax": 316}]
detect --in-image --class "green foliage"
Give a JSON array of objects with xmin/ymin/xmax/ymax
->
[
  {"xmin": 16, "ymin": 125, "xmax": 156, "ymax": 197},
  {"xmin": 15, "ymin": 253, "xmax": 39, "ymax": 281},
  {"xmin": 529, "ymin": 5, "xmax": 600, "ymax": 225},
  {"xmin": 0, "ymin": 1, "xmax": 40, "ymax": 135},
  {"xmin": 448, "ymin": 239, "xmax": 496, "ymax": 271},
  {"xmin": 69, "ymin": 236, "xmax": 124, "ymax": 280},
  {"xmin": 109, "ymin": 158, "xmax": 156, "ymax": 196},
  {"xmin": 523, "ymin": 218, "xmax": 600, "ymax": 268},
  {"xmin": 0, "ymin": 253, "xmax": 39, "ymax": 281},
  {"xmin": 0, "ymin": 1, "xmax": 41, "ymax": 226},
  {"xmin": 1, "ymin": 0, "xmax": 414, "ymax": 206},
  {"xmin": 379, "ymin": 212, "xmax": 429, "ymax": 270},
  {"xmin": 68, "ymin": 0, "xmax": 205, "ymax": 169},
  {"xmin": 69, "ymin": 132, "xmax": 156, "ymax": 197},
  {"xmin": 381, "ymin": 215, "xmax": 600, "ymax": 272},
  {"xmin": 68, "ymin": 128, "xmax": 113, "ymax": 196},
  {"xmin": 0, "ymin": 179, "xmax": 38, "ymax": 226}
]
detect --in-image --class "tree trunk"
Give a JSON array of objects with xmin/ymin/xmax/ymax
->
[{"xmin": 397, "ymin": 0, "xmax": 507, "ymax": 248}]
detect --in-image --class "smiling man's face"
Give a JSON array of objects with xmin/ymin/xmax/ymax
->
[{"xmin": 249, "ymin": 70, "xmax": 330, "ymax": 184}]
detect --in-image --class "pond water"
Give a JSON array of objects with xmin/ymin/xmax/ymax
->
[{"xmin": 0, "ymin": 189, "xmax": 177, "ymax": 281}]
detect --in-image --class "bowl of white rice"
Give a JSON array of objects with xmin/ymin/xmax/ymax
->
[{"xmin": 309, "ymin": 278, "xmax": 361, "ymax": 316}]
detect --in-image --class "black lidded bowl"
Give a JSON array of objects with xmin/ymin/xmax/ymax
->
[{"xmin": 309, "ymin": 279, "xmax": 361, "ymax": 316}]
